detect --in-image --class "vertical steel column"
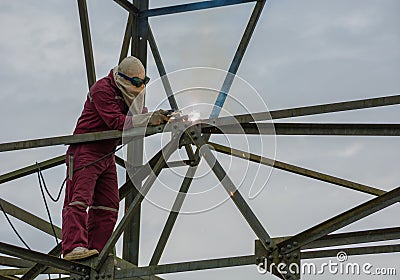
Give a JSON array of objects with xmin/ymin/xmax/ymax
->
[
  {"xmin": 77, "ymin": 0, "xmax": 96, "ymax": 88},
  {"xmin": 123, "ymin": 0, "xmax": 149, "ymax": 265}
]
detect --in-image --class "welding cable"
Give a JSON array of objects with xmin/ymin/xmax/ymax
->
[
  {"xmin": 36, "ymin": 143, "xmax": 127, "ymax": 204},
  {"xmin": 36, "ymin": 163, "xmax": 59, "ymax": 245},
  {"xmin": 0, "ymin": 201, "xmax": 31, "ymax": 250},
  {"xmin": 72, "ymin": 143, "xmax": 126, "ymax": 174},
  {"xmin": 39, "ymin": 172, "xmax": 66, "ymax": 203},
  {"xmin": 32, "ymin": 143, "xmax": 128, "ymax": 245}
]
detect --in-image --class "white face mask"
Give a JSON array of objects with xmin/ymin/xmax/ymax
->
[{"xmin": 113, "ymin": 66, "xmax": 145, "ymax": 114}]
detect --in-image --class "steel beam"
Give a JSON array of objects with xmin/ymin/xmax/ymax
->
[
  {"xmin": 302, "ymin": 244, "xmax": 400, "ymax": 259},
  {"xmin": 0, "ymin": 155, "xmax": 64, "ymax": 185},
  {"xmin": 148, "ymin": 20, "xmax": 199, "ymax": 265},
  {"xmin": 77, "ymin": 0, "xmax": 96, "ymax": 88},
  {"xmin": 96, "ymin": 136, "xmax": 179, "ymax": 270},
  {"xmin": 203, "ymin": 123, "xmax": 400, "ymax": 136},
  {"xmin": 256, "ymin": 228, "xmax": 400, "ymax": 253},
  {"xmin": 149, "ymin": 167, "xmax": 197, "ymax": 265},
  {"xmin": 118, "ymin": 148, "xmax": 165, "ymax": 200},
  {"xmin": 149, "ymin": 1, "xmax": 268, "ymax": 265},
  {"xmin": 304, "ymin": 227, "xmax": 400, "ymax": 249},
  {"xmin": 0, "ymin": 124, "xmax": 166, "ymax": 152},
  {"xmin": 208, "ymin": 94, "xmax": 400, "ymax": 127},
  {"xmin": 119, "ymin": 13, "xmax": 134, "ymax": 63},
  {"xmin": 1, "ymin": 267, "xmax": 66, "ymax": 277},
  {"xmin": 115, "ymin": 255, "xmax": 255, "ymax": 278},
  {"xmin": 1, "ymin": 94, "xmax": 399, "ymax": 153},
  {"xmin": 0, "ymin": 198, "xmax": 61, "ymax": 238},
  {"xmin": 147, "ymin": 1, "xmax": 269, "ymax": 265},
  {"xmin": 0, "ymin": 257, "xmax": 33, "ymax": 268},
  {"xmin": 147, "ymin": 24, "xmax": 196, "ymax": 161},
  {"xmin": 114, "ymin": 256, "xmax": 164, "ymax": 280},
  {"xmin": 278, "ymin": 186, "xmax": 400, "ymax": 253},
  {"xmin": 272, "ymin": 123, "xmax": 400, "ymax": 136},
  {"xmin": 20, "ymin": 244, "xmax": 62, "ymax": 280},
  {"xmin": 191, "ymin": 133, "xmax": 274, "ymax": 250},
  {"xmin": 0, "ymin": 242, "xmax": 90, "ymax": 276},
  {"xmin": 140, "ymin": 0, "xmax": 255, "ymax": 18},
  {"xmin": 147, "ymin": 24, "xmax": 178, "ymax": 110},
  {"xmin": 147, "ymin": 20, "xmax": 199, "ymax": 265},
  {"xmin": 113, "ymin": 0, "xmax": 139, "ymax": 14},
  {"xmin": 270, "ymin": 95, "xmax": 400, "ymax": 120},
  {"xmin": 122, "ymin": 0, "xmax": 149, "ymax": 265},
  {"xmin": 115, "ymin": 155, "xmax": 126, "ymax": 168},
  {"xmin": 210, "ymin": 0, "xmax": 266, "ymax": 117},
  {"xmin": 0, "ymin": 130, "xmax": 121, "ymax": 152},
  {"xmin": 209, "ymin": 142, "xmax": 386, "ymax": 196}
]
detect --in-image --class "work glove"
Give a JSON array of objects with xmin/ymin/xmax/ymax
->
[{"xmin": 131, "ymin": 110, "xmax": 170, "ymax": 127}]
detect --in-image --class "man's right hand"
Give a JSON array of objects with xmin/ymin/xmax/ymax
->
[{"xmin": 148, "ymin": 110, "xmax": 170, "ymax": 126}]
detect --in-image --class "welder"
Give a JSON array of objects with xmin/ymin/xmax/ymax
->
[{"xmin": 62, "ymin": 56, "xmax": 170, "ymax": 261}]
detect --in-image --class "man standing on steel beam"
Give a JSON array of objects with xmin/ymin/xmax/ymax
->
[{"xmin": 62, "ymin": 56, "xmax": 170, "ymax": 261}]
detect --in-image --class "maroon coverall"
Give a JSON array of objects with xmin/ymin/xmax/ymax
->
[{"xmin": 62, "ymin": 70, "xmax": 134, "ymax": 255}]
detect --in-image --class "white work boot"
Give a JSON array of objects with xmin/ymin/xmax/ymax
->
[{"xmin": 64, "ymin": 247, "xmax": 99, "ymax": 261}]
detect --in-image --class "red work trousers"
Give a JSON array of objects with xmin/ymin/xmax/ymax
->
[{"xmin": 62, "ymin": 144, "xmax": 119, "ymax": 255}]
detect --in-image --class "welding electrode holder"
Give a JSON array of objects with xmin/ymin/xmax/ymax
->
[
  {"xmin": 68, "ymin": 153, "xmax": 74, "ymax": 180},
  {"xmin": 160, "ymin": 109, "xmax": 176, "ymax": 117}
]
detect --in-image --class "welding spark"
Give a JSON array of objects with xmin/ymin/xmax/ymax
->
[{"xmin": 188, "ymin": 111, "xmax": 201, "ymax": 122}]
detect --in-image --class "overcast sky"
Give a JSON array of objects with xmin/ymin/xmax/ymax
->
[{"xmin": 0, "ymin": 1, "xmax": 399, "ymax": 279}]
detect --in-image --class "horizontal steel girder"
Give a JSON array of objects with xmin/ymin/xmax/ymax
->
[
  {"xmin": 115, "ymin": 255, "xmax": 255, "ymax": 278},
  {"xmin": 140, "ymin": 0, "xmax": 256, "ymax": 18},
  {"xmin": 1, "ymin": 94, "xmax": 398, "ymax": 152},
  {"xmin": 204, "ymin": 123, "xmax": 400, "ymax": 136},
  {"xmin": 255, "ymin": 227, "xmax": 400, "ymax": 252},
  {"xmin": 20, "ymin": 244, "xmax": 62, "ymax": 280},
  {"xmin": 0, "ymin": 242, "xmax": 90, "ymax": 276},
  {"xmin": 302, "ymin": 244, "xmax": 400, "ymax": 259}
]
